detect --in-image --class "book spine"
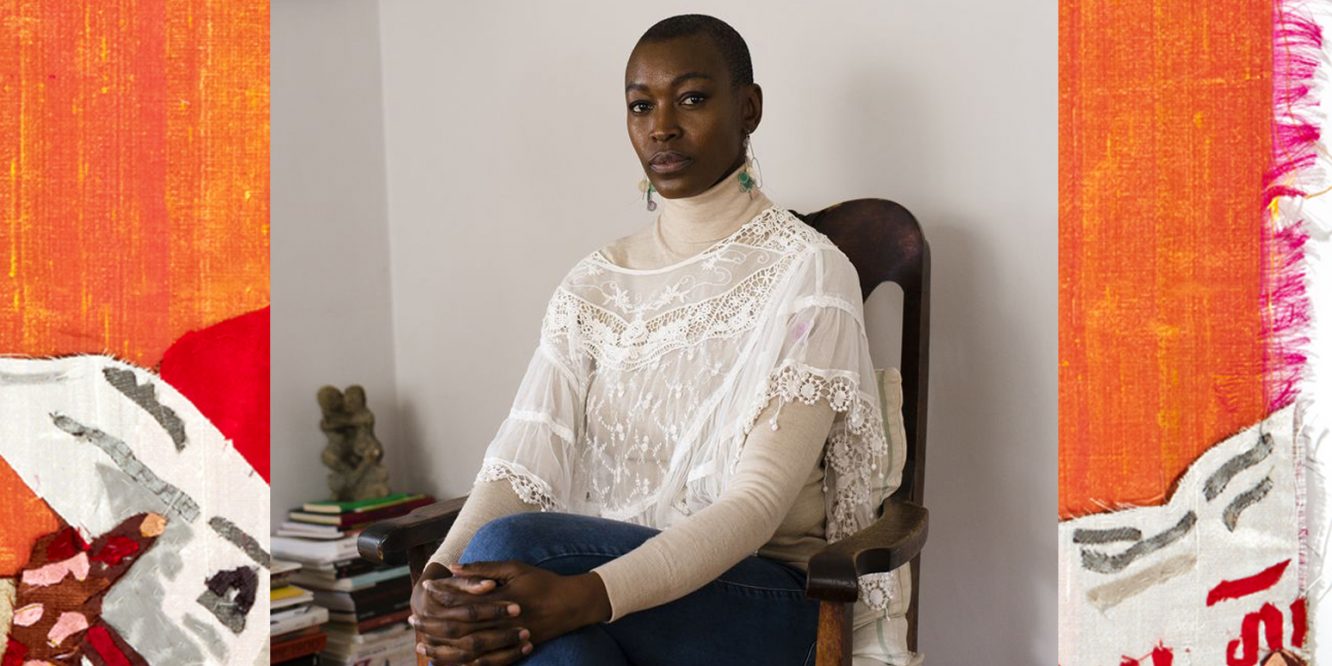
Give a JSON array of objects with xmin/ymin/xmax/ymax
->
[
  {"xmin": 354, "ymin": 608, "xmax": 412, "ymax": 631},
  {"xmin": 350, "ymin": 598, "xmax": 411, "ymax": 621},
  {"xmin": 271, "ymin": 633, "xmax": 328, "ymax": 662}
]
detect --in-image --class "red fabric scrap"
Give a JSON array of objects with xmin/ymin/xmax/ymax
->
[
  {"xmin": 158, "ymin": 306, "xmax": 270, "ymax": 482},
  {"xmin": 84, "ymin": 624, "xmax": 134, "ymax": 666},
  {"xmin": 1, "ymin": 639, "xmax": 28, "ymax": 666},
  {"xmin": 1290, "ymin": 597, "xmax": 1307, "ymax": 647},
  {"xmin": 45, "ymin": 526, "xmax": 89, "ymax": 561},
  {"xmin": 90, "ymin": 535, "xmax": 140, "ymax": 566}
]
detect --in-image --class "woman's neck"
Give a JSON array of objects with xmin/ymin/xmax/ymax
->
[{"xmin": 656, "ymin": 163, "xmax": 772, "ymax": 248}]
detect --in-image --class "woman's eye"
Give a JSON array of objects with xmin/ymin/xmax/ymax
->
[
  {"xmin": 629, "ymin": 101, "xmax": 651, "ymax": 114},
  {"xmin": 681, "ymin": 94, "xmax": 706, "ymax": 106}
]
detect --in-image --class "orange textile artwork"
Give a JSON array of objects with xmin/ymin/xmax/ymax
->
[
  {"xmin": 1059, "ymin": 0, "xmax": 1323, "ymax": 664},
  {"xmin": 1, "ymin": 2, "xmax": 270, "ymax": 664}
]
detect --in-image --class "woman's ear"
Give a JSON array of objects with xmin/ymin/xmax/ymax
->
[{"xmin": 743, "ymin": 83, "xmax": 764, "ymax": 134}]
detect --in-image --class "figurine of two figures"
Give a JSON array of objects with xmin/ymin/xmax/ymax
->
[{"xmin": 317, "ymin": 385, "xmax": 391, "ymax": 502}]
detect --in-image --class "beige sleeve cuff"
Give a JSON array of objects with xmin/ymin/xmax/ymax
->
[
  {"xmin": 590, "ymin": 397, "xmax": 834, "ymax": 622},
  {"xmin": 426, "ymin": 478, "xmax": 537, "ymax": 568}
]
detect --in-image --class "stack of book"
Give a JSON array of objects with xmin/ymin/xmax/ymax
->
[
  {"xmin": 272, "ymin": 494, "xmax": 433, "ymax": 666},
  {"xmin": 277, "ymin": 493, "xmax": 434, "ymax": 540},
  {"xmin": 270, "ymin": 559, "xmax": 330, "ymax": 665}
]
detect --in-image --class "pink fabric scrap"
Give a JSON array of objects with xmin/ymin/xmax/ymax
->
[
  {"xmin": 45, "ymin": 611, "xmax": 88, "ymax": 647},
  {"xmin": 10, "ymin": 604, "xmax": 43, "ymax": 627},
  {"xmin": 19, "ymin": 552, "xmax": 89, "ymax": 587}
]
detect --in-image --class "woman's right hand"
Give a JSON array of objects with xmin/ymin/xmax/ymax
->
[{"xmin": 409, "ymin": 562, "xmax": 535, "ymax": 665}]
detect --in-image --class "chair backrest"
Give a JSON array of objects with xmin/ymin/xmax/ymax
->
[
  {"xmin": 795, "ymin": 199, "xmax": 931, "ymax": 651},
  {"xmin": 791, "ymin": 199, "xmax": 931, "ymax": 508}
]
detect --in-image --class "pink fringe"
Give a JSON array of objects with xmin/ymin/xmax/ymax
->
[{"xmin": 1262, "ymin": 0, "xmax": 1320, "ymax": 412}]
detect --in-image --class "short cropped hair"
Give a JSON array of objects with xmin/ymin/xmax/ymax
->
[{"xmin": 637, "ymin": 14, "xmax": 753, "ymax": 88}]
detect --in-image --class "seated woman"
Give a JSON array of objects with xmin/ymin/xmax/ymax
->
[{"xmin": 409, "ymin": 14, "xmax": 910, "ymax": 666}]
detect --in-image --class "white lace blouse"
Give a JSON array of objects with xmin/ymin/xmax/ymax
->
[
  {"xmin": 434, "ymin": 197, "xmax": 904, "ymax": 591},
  {"xmin": 541, "ymin": 206, "xmax": 896, "ymax": 539}
]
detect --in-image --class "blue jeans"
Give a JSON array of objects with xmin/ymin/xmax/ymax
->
[{"xmin": 457, "ymin": 512, "xmax": 820, "ymax": 666}]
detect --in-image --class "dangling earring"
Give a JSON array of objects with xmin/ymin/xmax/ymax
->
[
  {"xmin": 639, "ymin": 177, "xmax": 657, "ymax": 211},
  {"xmin": 738, "ymin": 135, "xmax": 762, "ymax": 195}
]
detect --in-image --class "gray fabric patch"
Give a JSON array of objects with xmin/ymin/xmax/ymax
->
[
  {"xmin": 183, "ymin": 614, "xmax": 230, "ymax": 661},
  {"xmin": 1223, "ymin": 476, "xmax": 1274, "ymax": 531},
  {"xmin": 1081, "ymin": 511, "xmax": 1197, "ymax": 574},
  {"xmin": 196, "ymin": 589, "xmax": 246, "ymax": 634},
  {"xmin": 1203, "ymin": 433, "xmax": 1273, "ymax": 501},
  {"xmin": 0, "ymin": 370, "xmax": 67, "ymax": 384},
  {"xmin": 196, "ymin": 566, "xmax": 259, "ymax": 635},
  {"xmin": 1086, "ymin": 553, "xmax": 1196, "ymax": 611},
  {"xmin": 50, "ymin": 413, "xmax": 200, "ymax": 522},
  {"xmin": 208, "ymin": 516, "xmax": 271, "ymax": 569},
  {"xmin": 102, "ymin": 366, "xmax": 187, "ymax": 451},
  {"xmin": 1072, "ymin": 527, "xmax": 1143, "ymax": 544}
]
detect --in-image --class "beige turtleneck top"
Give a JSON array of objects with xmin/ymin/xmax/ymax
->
[{"xmin": 429, "ymin": 164, "xmax": 835, "ymax": 622}]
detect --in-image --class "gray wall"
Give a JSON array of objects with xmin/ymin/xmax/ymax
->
[
  {"xmin": 271, "ymin": 0, "xmax": 403, "ymax": 525},
  {"xmin": 275, "ymin": 1, "xmax": 1056, "ymax": 662}
]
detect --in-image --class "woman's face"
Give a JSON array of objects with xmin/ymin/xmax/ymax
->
[{"xmin": 625, "ymin": 33, "xmax": 762, "ymax": 199}]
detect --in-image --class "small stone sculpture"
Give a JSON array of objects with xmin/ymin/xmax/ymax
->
[{"xmin": 317, "ymin": 384, "xmax": 391, "ymax": 501}]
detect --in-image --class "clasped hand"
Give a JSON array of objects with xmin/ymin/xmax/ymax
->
[{"xmin": 409, "ymin": 561, "xmax": 611, "ymax": 666}]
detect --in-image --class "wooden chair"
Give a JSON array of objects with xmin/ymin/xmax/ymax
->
[{"xmin": 358, "ymin": 199, "xmax": 931, "ymax": 666}]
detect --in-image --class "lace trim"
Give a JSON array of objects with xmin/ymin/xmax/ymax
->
[
  {"xmin": 581, "ymin": 206, "xmax": 835, "ymax": 278},
  {"xmin": 545, "ymin": 208, "xmax": 843, "ymax": 371},
  {"xmin": 859, "ymin": 571, "xmax": 902, "ymax": 613},
  {"xmin": 475, "ymin": 459, "xmax": 561, "ymax": 512},
  {"xmin": 743, "ymin": 362, "xmax": 881, "ymax": 438},
  {"xmin": 547, "ymin": 255, "xmax": 798, "ymax": 371},
  {"xmin": 741, "ymin": 361, "xmax": 899, "ymax": 611}
]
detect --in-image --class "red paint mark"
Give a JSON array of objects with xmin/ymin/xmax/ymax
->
[
  {"xmin": 159, "ymin": 306, "xmax": 270, "ymax": 482},
  {"xmin": 90, "ymin": 535, "xmax": 141, "ymax": 566},
  {"xmin": 85, "ymin": 624, "xmax": 133, "ymax": 666},
  {"xmin": 1290, "ymin": 597, "xmax": 1306, "ymax": 647},
  {"xmin": 1226, "ymin": 603, "xmax": 1284, "ymax": 666},
  {"xmin": 1, "ymin": 639, "xmax": 28, "ymax": 666},
  {"xmin": 44, "ymin": 526, "xmax": 89, "ymax": 561},
  {"xmin": 1120, "ymin": 643, "xmax": 1174, "ymax": 666},
  {"xmin": 1151, "ymin": 644, "xmax": 1173, "ymax": 665},
  {"xmin": 1207, "ymin": 560, "xmax": 1290, "ymax": 606}
]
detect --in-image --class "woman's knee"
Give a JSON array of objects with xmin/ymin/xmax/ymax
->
[
  {"xmin": 460, "ymin": 512, "xmax": 562, "ymax": 564},
  {"xmin": 522, "ymin": 625, "xmax": 627, "ymax": 665}
]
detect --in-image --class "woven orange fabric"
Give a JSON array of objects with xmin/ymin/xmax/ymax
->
[
  {"xmin": 0, "ymin": 0, "xmax": 269, "ymax": 367},
  {"xmin": 0, "ymin": 458, "xmax": 59, "ymax": 575},
  {"xmin": 1060, "ymin": 1, "xmax": 1271, "ymax": 518}
]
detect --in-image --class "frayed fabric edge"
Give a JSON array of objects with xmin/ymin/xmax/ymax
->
[{"xmin": 1270, "ymin": 0, "xmax": 1328, "ymax": 658}]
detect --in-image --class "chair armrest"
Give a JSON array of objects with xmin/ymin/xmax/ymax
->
[
  {"xmin": 356, "ymin": 495, "xmax": 469, "ymax": 566},
  {"xmin": 805, "ymin": 498, "xmax": 928, "ymax": 602}
]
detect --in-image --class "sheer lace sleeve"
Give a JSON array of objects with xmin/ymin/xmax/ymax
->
[
  {"xmin": 425, "ymin": 277, "xmax": 589, "ymax": 568},
  {"xmin": 728, "ymin": 244, "xmax": 901, "ymax": 612},
  {"xmin": 735, "ymin": 245, "xmax": 894, "ymax": 541},
  {"xmin": 467, "ymin": 280, "xmax": 589, "ymax": 512}
]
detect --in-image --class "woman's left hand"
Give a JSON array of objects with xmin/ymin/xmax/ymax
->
[{"xmin": 444, "ymin": 561, "xmax": 612, "ymax": 646}]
